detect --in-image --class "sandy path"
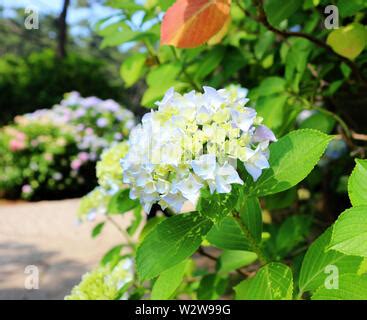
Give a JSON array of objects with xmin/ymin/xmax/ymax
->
[{"xmin": 0, "ymin": 199, "xmax": 125, "ymax": 300}]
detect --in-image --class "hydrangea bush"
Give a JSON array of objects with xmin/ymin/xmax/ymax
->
[
  {"xmin": 0, "ymin": 93, "xmax": 135, "ymax": 200},
  {"xmin": 70, "ymin": 85, "xmax": 367, "ymax": 300}
]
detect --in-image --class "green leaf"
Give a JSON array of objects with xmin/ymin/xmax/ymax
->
[
  {"xmin": 285, "ymin": 39, "xmax": 311, "ymax": 93},
  {"xmin": 106, "ymin": 0, "xmax": 144, "ymax": 11},
  {"xmin": 206, "ymin": 197, "xmax": 262, "ymax": 251},
  {"xmin": 197, "ymin": 186, "xmax": 240, "ymax": 222},
  {"xmin": 91, "ymin": 222, "xmax": 105, "ymax": 238},
  {"xmin": 101, "ymin": 244, "xmax": 124, "ymax": 267},
  {"xmin": 136, "ymin": 212, "xmax": 213, "ymax": 280},
  {"xmin": 312, "ymin": 274, "xmax": 367, "ymax": 300},
  {"xmin": 159, "ymin": 0, "xmax": 175, "ymax": 10},
  {"xmin": 108, "ymin": 189, "xmax": 140, "ymax": 215},
  {"xmin": 237, "ymin": 196, "xmax": 263, "ymax": 243},
  {"xmin": 99, "ymin": 22, "xmax": 138, "ymax": 48},
  {"xmin": 197, "ymin": 274, "xmax": 228, "ymax": 300},
  {"xmin": 299, "ymin": 112, "xmax": 335, "ymax": 134},
  {"xmin": 264, "ymin": 187, "xmax": 297, "ymax": 210},
  {"xmin": 329, "ymin": 206, "xmax": 367, "ymax": 257},
  {"xmin": 120, "ymin": 53, "xmax": 146, "ymax": 88},
  {"xmin": 337, "ymin": 0, "xmax": 367, "ymax": 18},
  {"xmin": 139, "ymin": 216, "xmax": 165, "ymax": 241},
  {"xmin": 258, "ymin": 77, "xmax": 286, "ymax": 96},
  {"xmin": 194, "ymin": 47, "xmax": 225, "ymax": 81},
  {"xmin": 217, "ymin": 250, "xmax": 257, "ymax": 274},
  {"xmin": 235, "ymin": 263, "xmax": 293, "ymax": 300},
  {"xmin": 248, "ymin": 129, "xmax": 333, "ymax": 197},
  {"xmin": 127, "ymin": 206, "xmax": 143, "ymax": 236},
  {"xmin": 254, "ymin": 31, "xmax": 275, "ymax": 60},
  {"xmin": 141, "ymin": 63, "xmax": 182, "ymax": 107},
  {"xmin": 264, "ymin": 0, "xmax": 302, "ymax": 27},
  {"xmin": 151, "ymin": 260, "xmax": 188, "ymax": 300},
  {"xmin": 303, "ymin": 0, "xmax": 320, "ymax": 9},
  {"xmin": 255, "ymin": 93, "xmax": 288, "ymax": 132},
  {"xmin": 275, "ymin": 215, "xmax": 312, "ymax": 257},
  {"xmin": 206, "ymin": 216, "xmax": 250, "ymax": 251},
  {"xmin": 298, "ymin": 228, "xmax": 362, "ymax": 295},
  {"xmin": 327, "ymin": 23, "xmax": 367, "ymax": 60},
  {"xmin": 348, "ymin": 159, "xmax": 367, "ymax": 207}
]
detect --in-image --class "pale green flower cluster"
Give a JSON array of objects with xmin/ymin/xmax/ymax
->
[
  {"xmin": 65, "ymin": 259, "xmax": 133, "ymax": 300},
  {"xmin": 77, "ymin": 187, "xmax": 112, "ymax": 221},
  {"xmin": 121, "ymin": 86, "xmax": 276, "ymax": 213},
  {"xmin": 96, "ymin": 142, "xmax": 129, "ymax": 191},
  {"xmin": 78, "ymin": 142, "xmax": 129, "ymax": 221}
]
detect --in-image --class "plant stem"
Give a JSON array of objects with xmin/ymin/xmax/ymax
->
[
  {"xmin": 233, "ymin": 212, "xmax": 269, "ymax": 265},
  {"xmin": 312, "ymin": 106, "xmax": 352, "ymax": 138},
  {"xmin": 106, "ymin": 216, "xmax": 135, "ymax": 249},
  {"xmin": 198, "ymin": 246, "xmax": 248, "ymax": 277}
]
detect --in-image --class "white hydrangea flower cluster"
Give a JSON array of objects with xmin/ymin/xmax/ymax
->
[{"xmin": 121, "ymin": 86, "xmax": 276, "ymax": 213}]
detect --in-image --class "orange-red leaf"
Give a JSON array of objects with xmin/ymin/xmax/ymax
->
[{"xmin": 161, "ymin": 0, "xmax": 231, "ymax": 48}]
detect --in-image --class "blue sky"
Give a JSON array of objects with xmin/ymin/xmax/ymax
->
[{"xmin": 2, "ymin": 0, "xmax": 121, "ymax": 36}]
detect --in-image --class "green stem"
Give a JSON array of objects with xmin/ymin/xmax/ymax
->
[
  {"xmin": 312, "ymin": 106, "xmax": 352, "ymax": 138},
  {"xmin": 233, "ymin": 212, "xmax": 269, "ymax": 265},
  {"xmin": 294, "ymin": 95, "xmax": 352, "ymax": 139},
  {"xmin": 106, "ymin": 216, "xmax": 135, "ymax": 249},
  {"xmin": 170, "ymin": 47, "xmax": 201, "ymax": 91}
]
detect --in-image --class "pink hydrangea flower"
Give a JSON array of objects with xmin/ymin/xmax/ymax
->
[
  {"xmin": 22, "ymin": 184, "xmax": 33, "ymax": 194},
  {"xmin": 9, "ymin": 139, "xmax": 26, "ymax": 152},
  {"xmin": 71, "ymin": 159, "xmax": 82, "ymax": 171}
]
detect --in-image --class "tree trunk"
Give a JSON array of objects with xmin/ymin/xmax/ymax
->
[{"xmin": 57, "ymin": 0, "xmax": 70, "ymax": 58}]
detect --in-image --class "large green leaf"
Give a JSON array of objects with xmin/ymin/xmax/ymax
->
[
  {"xmin": 248, "ymin": 129, "xmax": 332, "ymax": 197},
  {"xmin": 217, "ymin": 250, "xmax": 257, "ymax": 274},
  {"xmin": 120, "ymin": 53, "xmax": 146, "ymax": 88},
  {"xmin": 264, "ymin": 0, "xmax": 303, "ymax": 27},
  {"xmin": 206, "ymin": 197, "xmax": 262, "ymax": 251},
  {"xmin": 136, "ymin": 212, "xmax": 213, "ymax": 280},
  {"xmin": 312, "ymin": 274, "xmax": 367, "ymax": 300},
  {"xmin": 151, "ymin": 260, "xmax": 188, "ymax": 300},
  {"xmin": 298, "ymin": 228, "xmax": 362, "ymax": 295},
  {"xmin": 235, "ymin": 263, "xmax": 293, "ymax": 300},
  {"xmin": 327, "ymin": 23, "xmax": 367, "ymax": 60},
  {"xmin": 329, "ymin": 206, "xmax": 367, "ymax": 257},
  {"xmin": 275, "ymin": 215, "xmax": 312, "ymax": 258},
  {"xmin": 299, "ymin": 112, "xmax": 335, "ymax": 134},
  {"xmin": 348, "ymin": 159, "xmax": 367, "ymax": 207}
]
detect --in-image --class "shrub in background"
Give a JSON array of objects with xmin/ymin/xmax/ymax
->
[
  {"xmin": 0, "ymin": 49, "xmax": 126, "ymax": 125},
  {"xmin": 0, "ymin": 93, "xmax": 135, "ymax": 200}
]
